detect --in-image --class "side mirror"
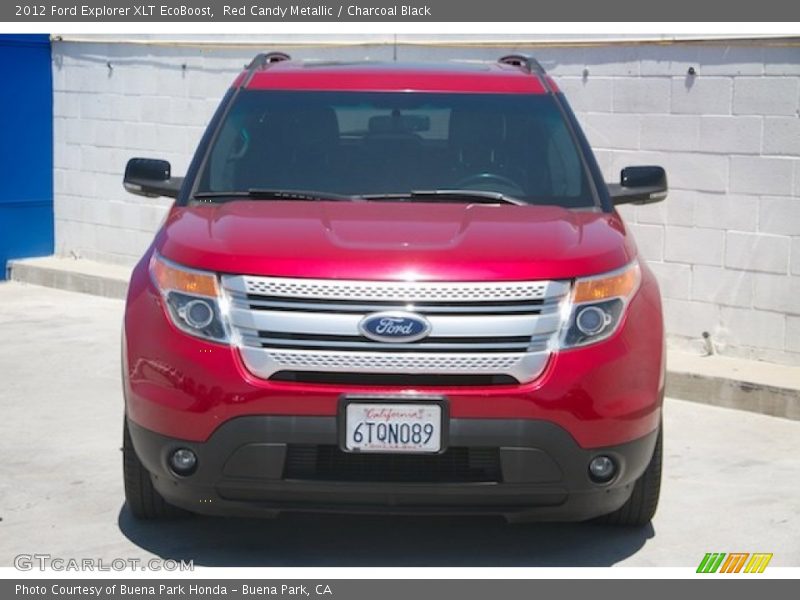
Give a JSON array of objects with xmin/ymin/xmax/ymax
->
[
  {"xmin": 607, "ymin": 166, "xmax": 668, "ymax": 206},
  {"xmin": 123, "ymin": 158, "xmax": 184, "ymax": 199}
]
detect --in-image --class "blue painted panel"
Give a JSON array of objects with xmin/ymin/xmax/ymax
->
[{"xmin": 0, "ymin": 34, "xmax": 53, "ymax": 279}]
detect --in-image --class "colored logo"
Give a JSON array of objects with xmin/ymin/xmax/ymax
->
[
  {"xmin": 696, "ymin": 553, "xmax": 773, "ymax": 573},
  {"xmin": 359, "ymin": 312, "xmax": 432, "ymax": 343}
]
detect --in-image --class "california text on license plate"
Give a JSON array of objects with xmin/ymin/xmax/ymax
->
[{"xmin": 344, "ymin": 403, "xmax": 442, "ymax": 453}]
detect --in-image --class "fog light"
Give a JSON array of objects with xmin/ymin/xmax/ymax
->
[
  {"xmin": 588, "ymin": 455, "xmax": 616, "ymax": 483},
  {"xmin": 576, "ymin": 306, "xmax": 609, "ymax": 336},
  {"xmin": 181, "ymin": 299, "xmax": 215, "ymax": 329},
  {"xmin": 169, "ymin": 448, "xmax": 197, "ymax": 475}
]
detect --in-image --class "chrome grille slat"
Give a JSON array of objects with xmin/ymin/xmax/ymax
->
[
  {"xmin": 228, "ymin": 307, "xmax": 563, "ymax": 338},
  {"xmin": 245, "ymin": 337, "xmax": 533, "ymax": 352},
  {"xmin": 222, "ymin": 275, "xmax": 568, "ymax": 384},
  {"xmin": 254, "ymin": 332, "xmax": 533, "ymax": 343}
]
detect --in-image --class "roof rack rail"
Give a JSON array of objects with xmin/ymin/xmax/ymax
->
[
  {"xmin": 246, "ymin": 51, "xmax": 291, "ymax": 70},
  {"xmin": 498, "ymin": 54, "xmax": 546, "ymax": 75},
  {"xmin": 242, "ymin": 52, "xmax": 291, "ymax": 86}
]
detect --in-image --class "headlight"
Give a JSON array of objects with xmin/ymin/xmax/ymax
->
[
  {"xmin": 149, "ymin": 253, "xmax": 230, "ymax": 344},
  {"xmin": 559, "ymin": 261, "xmax": 641, "ymax": 348}
]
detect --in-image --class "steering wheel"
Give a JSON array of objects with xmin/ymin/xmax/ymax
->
[{"xmin": 454, "ymin": 172, "xmax": 524, "ymax": 193}]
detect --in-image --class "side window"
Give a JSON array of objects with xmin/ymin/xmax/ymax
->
[
  {"xmin": 546, "ymin": 121, "xmax": 582, "ymax": 197},
  {"xmin": 207, "ymin": 113, "xmax": 246, "ymax": 191}
]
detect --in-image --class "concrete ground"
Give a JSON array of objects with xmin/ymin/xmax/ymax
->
[{"xmin": 0, "ymin": 280, "xmax": 798, "ymax": 567}]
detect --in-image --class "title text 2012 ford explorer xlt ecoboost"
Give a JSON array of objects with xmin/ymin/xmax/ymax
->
[{"xmin": 121, "ymin": 53, "xmax": 668, "ymax": 526}]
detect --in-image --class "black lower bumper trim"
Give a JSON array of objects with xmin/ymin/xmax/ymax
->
[
  {"xmin": 127, "ymin": 416, "xmax": 659, "ymax": 522},
  {"xmin": 283, "ymin": 445, "xmax": 502, "ymax": 483}
]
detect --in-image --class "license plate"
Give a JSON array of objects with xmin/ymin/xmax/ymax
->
[{"xmin": 343, "ymin": 402, "xmax": 443, "ymax": 453}]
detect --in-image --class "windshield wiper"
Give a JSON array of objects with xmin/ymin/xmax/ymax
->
[
  {"xmin": 193, "ymin": 189, "xmax": 359, "ymax": 202},
  {"xmin": 192, "ymin": 188, "xmax": 525, "ymax": 206},
  {"xmin": 360, "ymin": 189, "xmax": 526, "ymax": 206}
]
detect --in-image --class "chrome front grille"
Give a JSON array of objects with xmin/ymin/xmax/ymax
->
[
  {"xmin": 235, "ymin": 276, "xmax": 555, "ymax": 302},
  {"xmin": 222, "ymin": 275, "xmax": 569, "ymax": 384}
]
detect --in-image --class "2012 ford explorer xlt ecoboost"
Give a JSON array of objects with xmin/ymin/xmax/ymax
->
[{"xmin": 121, "ymin": 53, "xmax": 668, "ymax": 526}]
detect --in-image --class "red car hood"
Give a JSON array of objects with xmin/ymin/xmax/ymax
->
[{"xmin": 155, "ymin": 201, "xmax": 636, "ymax": 281}]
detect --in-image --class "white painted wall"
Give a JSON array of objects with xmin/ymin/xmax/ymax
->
[{"xmin": 51, "ymin": 36, "xmax": 800, "ymax": 365}]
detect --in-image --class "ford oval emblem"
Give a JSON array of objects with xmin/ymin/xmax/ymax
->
[{"xmin": 359, "ymin": 311, "xmax": 432, "ymax": 343}]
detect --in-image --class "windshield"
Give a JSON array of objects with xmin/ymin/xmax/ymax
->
[{"xmin": 194, "ymin": 90, "xmax": 596, "ymax": 208}]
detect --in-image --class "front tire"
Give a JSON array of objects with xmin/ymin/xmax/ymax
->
[
  {"xmin": 123, "ymin": 419, "xmax": 188, "ymax": 519},
  {"xmin": 598, "ymin": 423, "xmax": 662, "ymax": 527}
]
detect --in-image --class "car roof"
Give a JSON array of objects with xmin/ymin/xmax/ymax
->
[{"xmin": 234, "ymin": 60, "xmax": 553, "ymax": 94}]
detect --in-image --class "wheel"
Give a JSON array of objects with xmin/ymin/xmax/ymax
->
[
  {"xmin": 123, "ymin": 419, "xmax": 188, "ymax": 519},
  {"xmin": 597, "ymin": 423, "xmax": 662, "ymax": 527}
]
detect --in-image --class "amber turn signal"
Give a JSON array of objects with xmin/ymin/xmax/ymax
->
[
  {"xmin": 573, "ymin": 262, "xmax": 640, "ymax": 303},
  {"xmin": 150, "ymin": 253, "xmax": 219, "ymax": 298}
]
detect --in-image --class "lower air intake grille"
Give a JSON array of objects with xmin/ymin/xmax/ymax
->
[
  {"xmin": 270, "ymin": 371, "xmax": 518, "ymax": 386},
  {"xmin": 284, "ymin": 445, "xmax": 502, "ymax": 483}
]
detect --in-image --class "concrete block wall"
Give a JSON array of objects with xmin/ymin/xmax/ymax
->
[{"xmin": 51, "ymin": 36, "xmax": 800, "ymax": 365}]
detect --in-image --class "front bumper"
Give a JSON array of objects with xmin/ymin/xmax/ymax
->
[
  {"xmin": 127, "ymin": 416, "xmax": 659, "ymax": 521},
  {"xmin": 123, "ymin": 253, "xmax": 665, "ymax": 449}
]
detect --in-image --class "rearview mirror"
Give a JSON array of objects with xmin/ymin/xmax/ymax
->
[
  {"xmin": 368, "ymin": 114, "xmax": 431, "ymax": 134},
  {"xmin": 607, "ymin": 166, "xmax": 668, "ymax": 206},
  {"xmin": 123, "ymin": 158, "xmax": 184, "ymax": 199}
]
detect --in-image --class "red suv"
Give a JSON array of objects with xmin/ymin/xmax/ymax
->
[{"xmin": 121, "ymin": 53, "xmax": 667, "ymax": 526}]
